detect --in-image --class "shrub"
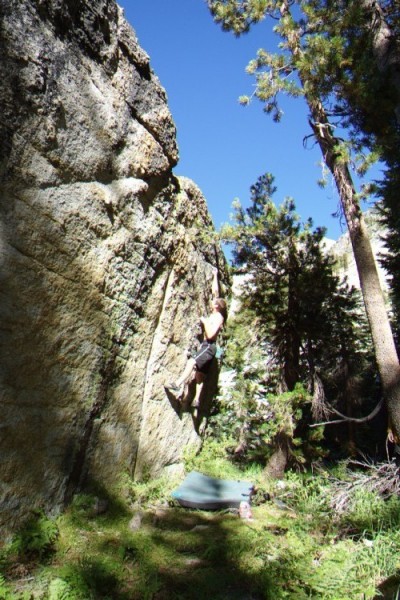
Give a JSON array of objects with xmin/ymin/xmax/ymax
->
[{"xmin": 10, "ymin": 510, "xmax": 59, "ymax": 560}]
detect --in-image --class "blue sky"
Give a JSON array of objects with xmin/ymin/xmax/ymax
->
[{"xmin": 118, "ymin": 0, "xmax": 380, "ymax": 243}]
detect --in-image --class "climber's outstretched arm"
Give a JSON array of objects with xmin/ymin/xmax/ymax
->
[{"xmin": 211, "ymin": 267, "xmax": 219, "ymax": 299}]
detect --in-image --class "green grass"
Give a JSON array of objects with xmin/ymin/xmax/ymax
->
[{"xmin": 1, "ymin": 443, "xmax": 400, "ymax": 599}]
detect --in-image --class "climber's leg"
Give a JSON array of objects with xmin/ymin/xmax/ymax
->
[
  {"xmin": 165, "ymin": 358, "xmax": 196, "ymax": 396},
  {"xmin": 192, "ymin": 371, "xmax": 205, "ymax": 408},
  {"xmin": 176, "ymin": 358, "xmax": 197, "ymax": 388}
]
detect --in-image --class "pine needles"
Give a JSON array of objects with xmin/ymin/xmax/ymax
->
[{"xmin": 328, "ymin": 459, "xmax": 400, "ymax": 515}]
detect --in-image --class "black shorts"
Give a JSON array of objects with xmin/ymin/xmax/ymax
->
[{"xmin": 194, "ymin": 341, "xmax": 217, "ymax": 374}]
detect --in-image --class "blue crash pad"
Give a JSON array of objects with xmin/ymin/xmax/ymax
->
[{"xmin": 171, "ymin": 471, "xmax": 254, "ymax": 510}]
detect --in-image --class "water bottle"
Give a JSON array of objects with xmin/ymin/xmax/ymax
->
[{"xmin": 239, "ymin": 501, "xmax": 253, "ymax": 520}]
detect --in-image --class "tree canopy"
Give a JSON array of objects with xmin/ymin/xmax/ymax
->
[{"xmin": 208, "ymin": 0, "xmax": 400, "ymax": 439}]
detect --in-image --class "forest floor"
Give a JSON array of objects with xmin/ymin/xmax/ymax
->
[{"xmin": 2, "ymin": 455, "xmax": 400, "ymax": 599}]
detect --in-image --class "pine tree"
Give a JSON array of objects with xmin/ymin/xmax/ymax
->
[
  {"xmin": 208, "ymin": 0, "xmax": 400, "ymax": 439},
  {"xmin": 222, "ymin": 173, "xmax": 372, "ymax": 471},
  {"xmin": 223, "ymin": 173, "xmax": 367, "ymax": 391},
  {"xmin": 313, "ymin": 0, "xmax": 400, "ymax": 340}
]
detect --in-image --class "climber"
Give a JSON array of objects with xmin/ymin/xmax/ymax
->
[{"xmin": 165, "ymin": 267, "xmax": 227, "ymax": 405}]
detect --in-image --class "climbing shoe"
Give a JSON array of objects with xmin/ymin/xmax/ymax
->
[{"xmin": 165, "ymin": 382, "xmax": 183, "ymax": 397}]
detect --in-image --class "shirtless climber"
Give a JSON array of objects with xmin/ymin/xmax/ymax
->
[{"xmin": 165, "ymin": 267, "xmax": 227, "ymax": 405}]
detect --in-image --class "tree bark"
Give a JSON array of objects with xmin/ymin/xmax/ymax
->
[
  {"xmin": 279, "ymin": 0, "xmax": 400, "ymax": 439},
  {"xmin": 264, "ymin": 431, "xmax": 290, "ymax": 479},
  {"xmin": 361, "ymin": 0, "xmax": 400, "ymax": 124},
  {"xmin": 308, "ymin": 98, "xmax": 400, "ymax": 438},
  {"xmin": 284, "ymin": 262, "xmax": 301, "ymax": 391}
]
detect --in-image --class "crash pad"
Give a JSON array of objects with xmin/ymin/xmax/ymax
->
[{"xmin": 171, "ymin": 471, "xmax": 254, "ymax": 510}]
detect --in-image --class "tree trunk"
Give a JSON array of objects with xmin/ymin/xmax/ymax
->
[
  {"xmin": 279, "ymin": 0, "xmax": 400, "ymax": 438},
  {"xmin": 264, "ymin": 431, "xmax": 290, "ymax": 479},
  {"xmin": 308, "ymin": 98, "xmax": 400, "ymax": 439},
  {"xmin": 361, "ymin": 0, "xmax": 400, "ymax": 124},
  {"xmin": 342, "ymin": 357, "xmax": 357, "ymax": 455},
  {"xmin": 284, "ymin": 250, "xmax": 301, "ymax": 391}
]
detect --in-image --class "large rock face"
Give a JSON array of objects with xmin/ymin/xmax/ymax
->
[{"xmin": 0, "ymin": 0, "xmax": 226, "ymax": 532}]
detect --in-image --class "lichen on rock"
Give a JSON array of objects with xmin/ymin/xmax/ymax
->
[{"xmin": 0, "ymin": 0, "xmax": 227, "ymax": 533}]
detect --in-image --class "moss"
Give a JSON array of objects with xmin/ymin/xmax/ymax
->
[{"xmin": 2, "ymin": 461, "xmax": 400, "ymax": 599}]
